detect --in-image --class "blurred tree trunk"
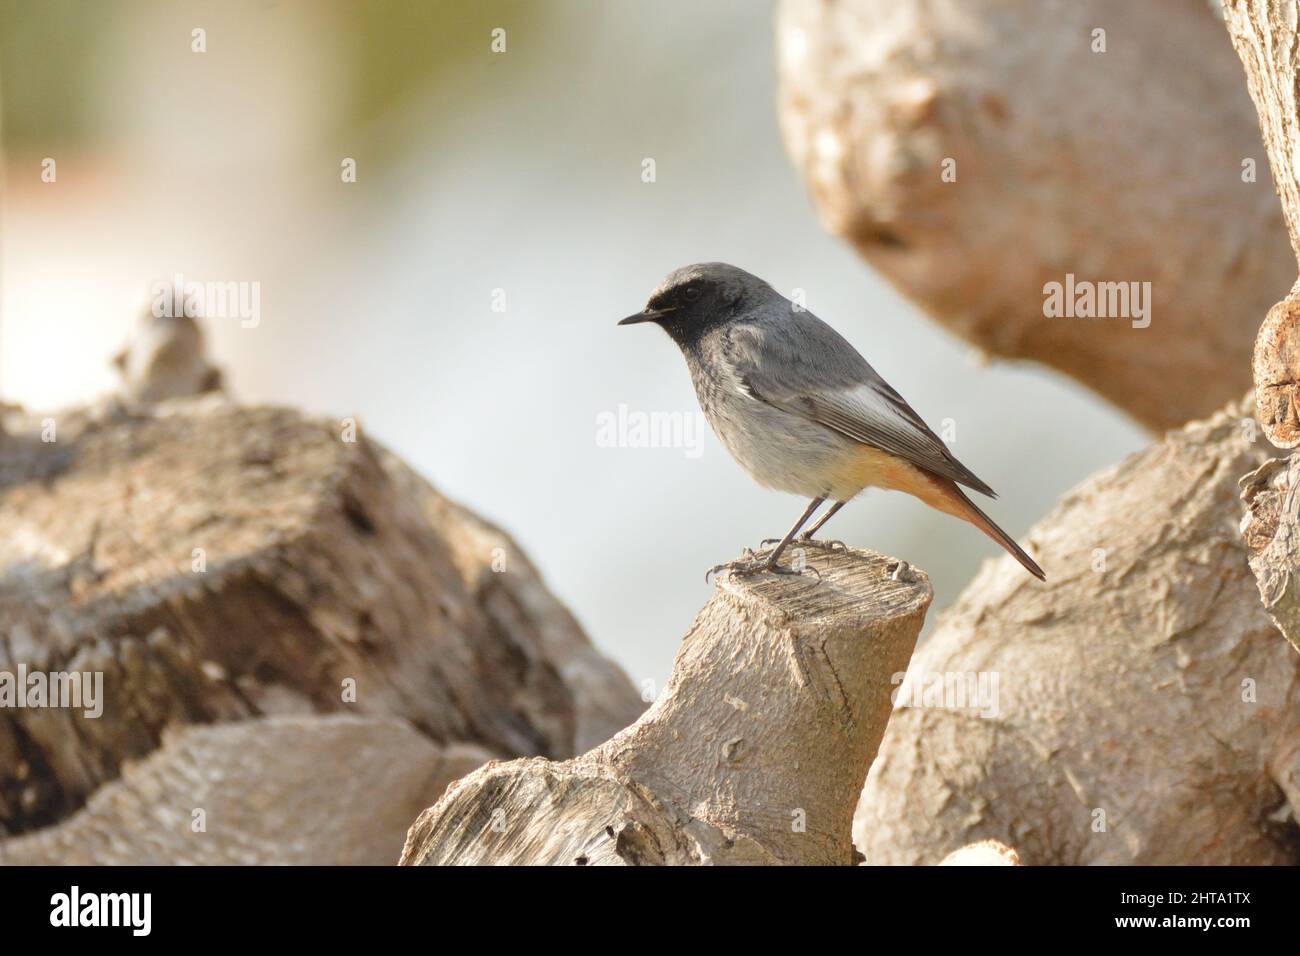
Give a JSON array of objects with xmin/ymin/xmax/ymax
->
[
  {"xmin": 0, "ymin": 398, "xmax": 643, "ymax": 863},
  {"xmin": 777, "ymin": 0, "xmax": 1292, "ymax": 430}
]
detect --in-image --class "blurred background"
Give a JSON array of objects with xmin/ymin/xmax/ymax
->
[{"xmin": 0, "ymin": 0, "xmax": 1144, "ymax": 687}]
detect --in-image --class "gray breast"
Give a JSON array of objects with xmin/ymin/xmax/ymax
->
[{"xmin": 684, "ymin": 340, "xmax": 855, "ymax": 498}]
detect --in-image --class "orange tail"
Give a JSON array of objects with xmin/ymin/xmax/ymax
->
[{"xmin": 919, "ymin": 474, "xmax": 1046, "ymax": 581}]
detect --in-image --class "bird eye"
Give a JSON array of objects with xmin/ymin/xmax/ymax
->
[{"xmin": 683, "ymin": 285, "xmax": 701, "ymax": 302}]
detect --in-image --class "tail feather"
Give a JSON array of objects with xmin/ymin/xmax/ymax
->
[{"xmin": 927, "ymin": 476, "xmax": 1046, "ymax": 581}]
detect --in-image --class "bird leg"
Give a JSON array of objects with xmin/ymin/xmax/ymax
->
[
  {"xmin": 763, "ymin": 499, "xmax": 848, "ymax": 549},
  {"xmin": 708, "ymin": 497, "xmax": 824, "ymax": 581},
  {"xmin": 797, "ymin": 499, "xmax": 848, "ymax": 550}
]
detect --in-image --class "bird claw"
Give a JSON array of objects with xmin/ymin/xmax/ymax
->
[
  {"xmin": 796, "ymin": 535, "xmax": 847, "ymax": 552},
  {"xmin": 707, "ymin": 558, "xmax": 758, "ymax": 582},
  {"xmin": 705, "ymin": 552, "xmax": 821, "ymax": 583}
]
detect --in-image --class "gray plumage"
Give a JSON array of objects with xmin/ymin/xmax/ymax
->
[
  {"xmin": 633, "ymin": 262, "xmax": 992, "ymax": 500},
  {"xmin": 619, "ymin": 261, "xmax": 1045, "ymax": 581}
]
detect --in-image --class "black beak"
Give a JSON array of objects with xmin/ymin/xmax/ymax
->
[{"xmin": 618, "ymin": 307, "xmax": 677, "ymax": 326}]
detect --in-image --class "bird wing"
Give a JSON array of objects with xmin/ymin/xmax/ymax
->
[{"xmin": 718, "ymin": 315, "xmax": 997, "ymax": 498}]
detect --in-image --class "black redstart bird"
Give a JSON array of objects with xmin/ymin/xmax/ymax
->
[{"xmin": 619, "ymin": 262, "xmax": 1045, "ymax": 581}]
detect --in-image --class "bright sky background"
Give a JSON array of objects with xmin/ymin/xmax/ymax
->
[{"xmin": 0, "ymin": 0, "xmax": 1146, "ymax": 688}]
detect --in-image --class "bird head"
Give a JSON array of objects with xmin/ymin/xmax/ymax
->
[{"xmin": 619, "ymin": 262, "xmax": 776, "ymax": 345}]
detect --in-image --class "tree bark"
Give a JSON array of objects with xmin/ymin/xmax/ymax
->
[
  {"xmin": 0, "ymin": 398, "xmax": 643, "ymax": 862},
  {"xmin": 0, "ymin": 715, "xmax": 494, "ymax": 865},
  {"xmin": 400, "ymin": 548, "xmax": 932, "ymax": 865},
  {"xmin": 1225, "ymin": 0, "xmax": 1300, "ymax": 448},
  {"xmin": 776, "ymin": 0, "xmax": 1293, "ymax": 431},
  {"xmin": 1223, "ymin": 0, "xmax": 1300, "ymax": 653},
  {"xmin": 1241, "ymin": 455, "xmax": 1300, "ymax": 653},
  {"xmin": 855, "ymin": 400, "xmax": 1300, "ymax": 865}
]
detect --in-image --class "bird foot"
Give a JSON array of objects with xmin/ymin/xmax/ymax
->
[
  {"xmin": 795, "ymin": 534, "xmax": 849, "ymax": 551},
  {"xmin": 705, "ymin": 549, "xmax": 820, "ymax": 583}
]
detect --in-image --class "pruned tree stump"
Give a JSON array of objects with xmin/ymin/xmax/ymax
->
[{"xmin": 401, "ymin": 547, "xmax": 931, "ymax": 866}]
